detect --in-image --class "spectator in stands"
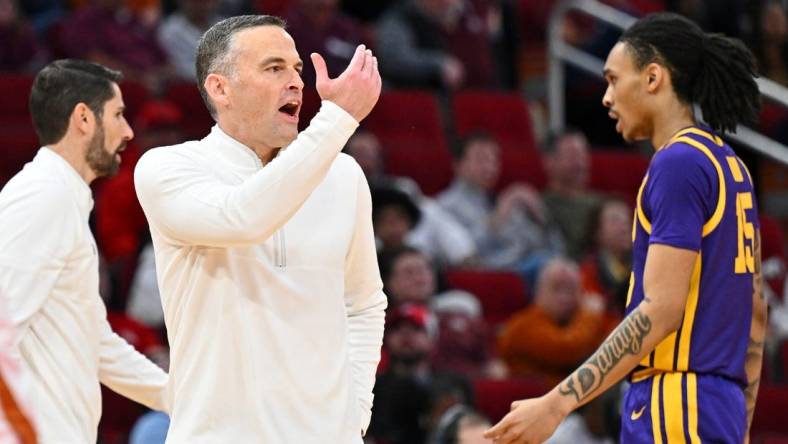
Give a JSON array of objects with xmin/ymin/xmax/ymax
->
[
  {"xmin": 158, "ymin": 0, "xmax": 222, "ymax": 80},
  {"xmin": 580, "ymin": 199, "xmax": 632, "ymax": 316},
  {"xmin": 347, "ymin": 131, "xmax": 475, "ymax": 266},
  {"xmin": 378, "ymin": 246, "xmax": 500, "ymax": 378},
  {"xmin": 376, "ymin": 0, "xmax": 463, "ymax": 90},
  {"xmin": 541, "ymin": 129, "xmax": 601, "ymax": 260},
  {"xmin": 59, "ymin": 0, "xmax": 173, "ymax": 91},
  {"xmin": 372, "ymin": 185, "xmax": 422, "ymax": 250},
  {"xmin": 428, "ymin": 405, "xmax": 492, "ymax": 444},
  {"xmin": 285, "ymin": 0, "xmax": 361, "ymax": 89},
  {"xmin": 369, "ymin": 302, "xmax": 474, "ymax": 444},
  {"xmin": 497, "ymin": 258, "xmax": 611, "ymax": 384},
  {"xmin": 378, "ymin": 245, "xmax": 442, "ymax": 305},
  {"xmin": 438, "ymin": 133, "xmax": 565, "ymax": 276},
  {"xmin": 0, "ymin": 0, "xmax": 45, "ymax": 72},
  {"xmin": 749, "ymin": 0, "xmax": 788, "ymax": 86},
  {"xmin": 431, "ymin": 290, "xmax": 503, "ymax": 379}
]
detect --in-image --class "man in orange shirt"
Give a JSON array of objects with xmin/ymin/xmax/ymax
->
[{"xmin": 497, "ymin": 258, "xmax": 613, "ymax": 384}]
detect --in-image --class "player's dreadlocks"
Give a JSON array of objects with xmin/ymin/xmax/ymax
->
[{"xmin": 620, "ymin": 12, "xmax": 761, "ymax": 134}]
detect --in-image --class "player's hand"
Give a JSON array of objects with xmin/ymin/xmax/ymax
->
[
  {"xmin": 483, "ymin": 396, "xmax": 565, "ymax": 444},
  {"xmin": 311, "ymin": 44, "xmax": 382, "ymax": 122}
]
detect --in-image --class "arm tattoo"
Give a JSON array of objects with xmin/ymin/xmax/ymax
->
[{"xmin": 558, "ymin": 308, "xmax": 652, "ymax": 402}]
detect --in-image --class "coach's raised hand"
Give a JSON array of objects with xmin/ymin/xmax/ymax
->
[{"xmin": 311, "ymin": 44, "xmax": 381, "ymax": 122}]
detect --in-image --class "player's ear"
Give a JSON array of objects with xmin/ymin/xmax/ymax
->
[{"xmin": 645, "ymin": 63, "xmax": 663, "ymax": 93}]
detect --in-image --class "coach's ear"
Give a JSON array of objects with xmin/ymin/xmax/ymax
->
[
  {"xmin": 70, "ymin": 102, "xmax": 95, "ymax": 136},
  {"xmin": 205, "ymin": 73, "xmax": 231, "ymax": 114}
]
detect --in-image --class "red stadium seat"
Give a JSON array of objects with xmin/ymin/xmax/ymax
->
[
  {"xmin": 453, "ymin": 91, "xmax": 538, "ymax": 153},
  {"xmin": 752, "ymin": 385, "xmax": 788, "ymax": 437},
  {"xmin": 0, "ymin": 127, "xmax": 40, "ymax": 186},
  {"xmin": 497, "ymin": 147, "xmax": 546, "ymax": 191},
  {"xmin": 119, "ymin": 80, "xmax": 151, "ymax": 126},
  {"xmin": 589, "ymin": 150, "xmax": 650, "ymax": 204},
  {"xmin": 0, "ymin": 74, "xmax": 34, "ymax": 127},
  {"xmin": 164, "ymin": 82, "xmax": 214, "ymax": 140},
  {"xmin": 474, "ymin": 378, "xmax": 549, "ymax": 422},
  {"xmin": 364, "ymin": 90, "xmax": 452, "ymax": 195},
  {"xmin": 255, "ymin": 0, "xmax": 295, "ymax": 15},
  {"xmin": 758, "ymin": 435, "xmax": 788, "ymax": 444},
  {"xmin": 445, "ymin": 269, "xmax": 529, "ymax": 330}
]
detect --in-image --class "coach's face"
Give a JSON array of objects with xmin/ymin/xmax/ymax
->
[
  {"xmin": 85, "ymin": 83, "xmax": 133, "ymax": 178},
  {"xmin": 223, "ymin": 26, "xmax": 304, "ymax": 152}
]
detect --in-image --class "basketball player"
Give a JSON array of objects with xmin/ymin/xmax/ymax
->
[{"xmin": 486, "ymin": 12, "xmax": 765, "ymax": 443}]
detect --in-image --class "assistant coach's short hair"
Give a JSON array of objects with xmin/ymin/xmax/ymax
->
[
  {"xmin": 196, "ymin": 15, "xmax": 286, "ymax": 120},
  {"xmin": 29, "ymin": 59, "xmax": 122, "ymax": 146}
]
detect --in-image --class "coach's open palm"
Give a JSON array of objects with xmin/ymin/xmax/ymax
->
[
  {"xmin": 484, "ymin": 396, "xmax": 565, "ymax": 444},
  {"xmin": 311, "ymin": 44, "xmax": 381, "ymax": 122}
]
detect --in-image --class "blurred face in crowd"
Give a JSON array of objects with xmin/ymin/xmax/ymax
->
[
  {"xmin": 346, "ymin": 132, "xmax": 383, "ymax": 179},
  {"xmin": 385, "ymin": 321, "xmax": 432, "ymax": 365},
  {"xmin": 86, "ymin": 84, "xmax": 133, "ymax": 178},
  {"xmin": 535, "ymin": 260, "xmax": 581, "ymax": 325},
  {"xmin": 386, "ymin": 252, "xmax": 435, "ymax": 303},
  {"xmin": 209, "ymin": 26, "xmax": 304, "ymax": 153},
  {"xmin": 456, "ymin": 138, "xmax": 500, "ymax": 191},
  {"xmin": 597, "ymin": 200, "xmax": 632, "ymax": 257},
  {"xmin": 547, "ymin": 133, "xmax": 591, "ymax": 192},
  {"xmin": 603, "ymin": 42, "xmax": 653, "ymax": 143},
  {"xmin": 374, "ymin": 206, "xmax": 414, "ymax": 248}
]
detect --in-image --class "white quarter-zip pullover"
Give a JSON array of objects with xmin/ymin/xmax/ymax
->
[
  {"xmin": 134, "ymin": 101, "xmax": 387, "ymax": 443},
  {"xmin": 0, "ymin": 148, "xmax": 169, "ymax": 443}
]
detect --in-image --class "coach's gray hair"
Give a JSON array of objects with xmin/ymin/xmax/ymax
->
[{"xmin": 195, "ymin": 15, "xmax": 286, "ymax": 119}]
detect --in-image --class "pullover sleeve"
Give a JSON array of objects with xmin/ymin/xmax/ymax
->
[
  {"xmin": 134, "ymin": 101, "xmax": 359, "ymax": 247},
  {"xmin": 97, "ymin": 301, "xmax": 169, "ymax": 413},
  {"xmin": 343, "ymin": 163, "xmax": 387, "ymax": 435}
]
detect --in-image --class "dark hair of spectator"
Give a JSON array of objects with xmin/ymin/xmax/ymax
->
[
  {"xmin": 619, "ymin": 12, "xmax": 760, "ymax": 134},
  {"xmin": 196, "ymin": 15, "xmax": 286, "ymax": 119},
  {"xmin": 542, "ymin": 126, "xmax": 584, "ymax": 155},
  {"xmin": 29, "ymin": 59, "xmax": 123, "ymax": 146},
  {"xmin": 451, "ymin": 131, "xmax": 497, "ymax": 161},
  {"xmin": 378, "ymin": 245, "xmax": 425, "ymax": 284},
  {"xmin": 429, "ymin": 404, "xmax": 487, "ymax": 444}
]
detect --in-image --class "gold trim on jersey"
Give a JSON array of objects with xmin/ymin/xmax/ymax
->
[
  {"xmin": 671, "ymin": 127, "xmax": 724, "ymax": 147},
  {"xmin": 677, "ymin": 255, "xmax": 702, "ymax": 370},
  {"xmin": 651, "ymin": 374, "xmax": 664, "ymax": 444},
  {"xmin": 671, "ymin": 136, "xmax": 726, "ymax": 237},
  {"xmin": 625, "ymin": 272, "xmax": 635, "ymax": 308},
  {"xmin": 664, "ymin": 373, "xmax": 687, "ymax": 443},
  {"xmin": 636, "ymin": 174, "xmax": 652, "ymax": 234},
  {"xmin": 687, "ymin": 373, "xmax": 701, "ymax": 444}
]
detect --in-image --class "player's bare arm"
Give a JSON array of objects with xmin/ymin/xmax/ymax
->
[
  {"xmin": 485, "ymin": 244, "xmax": 697, "ymax": 444},
  {"xmin": 744, "ymin": 230, "xmax": 767, "ymax": 442}
]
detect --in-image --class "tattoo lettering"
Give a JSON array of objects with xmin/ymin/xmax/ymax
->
[{"xmin": 558, "ymin": 309, "xmax": 652, "ymax": 402}]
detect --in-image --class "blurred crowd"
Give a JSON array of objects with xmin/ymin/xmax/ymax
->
[{"xmin": 2, "ymin": 0, "xmax": 788, "ymax": 443}]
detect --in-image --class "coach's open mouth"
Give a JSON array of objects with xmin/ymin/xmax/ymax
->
[{"xmin": 279, "ymin": 101, "xmax": 300, "ymax": 117}]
